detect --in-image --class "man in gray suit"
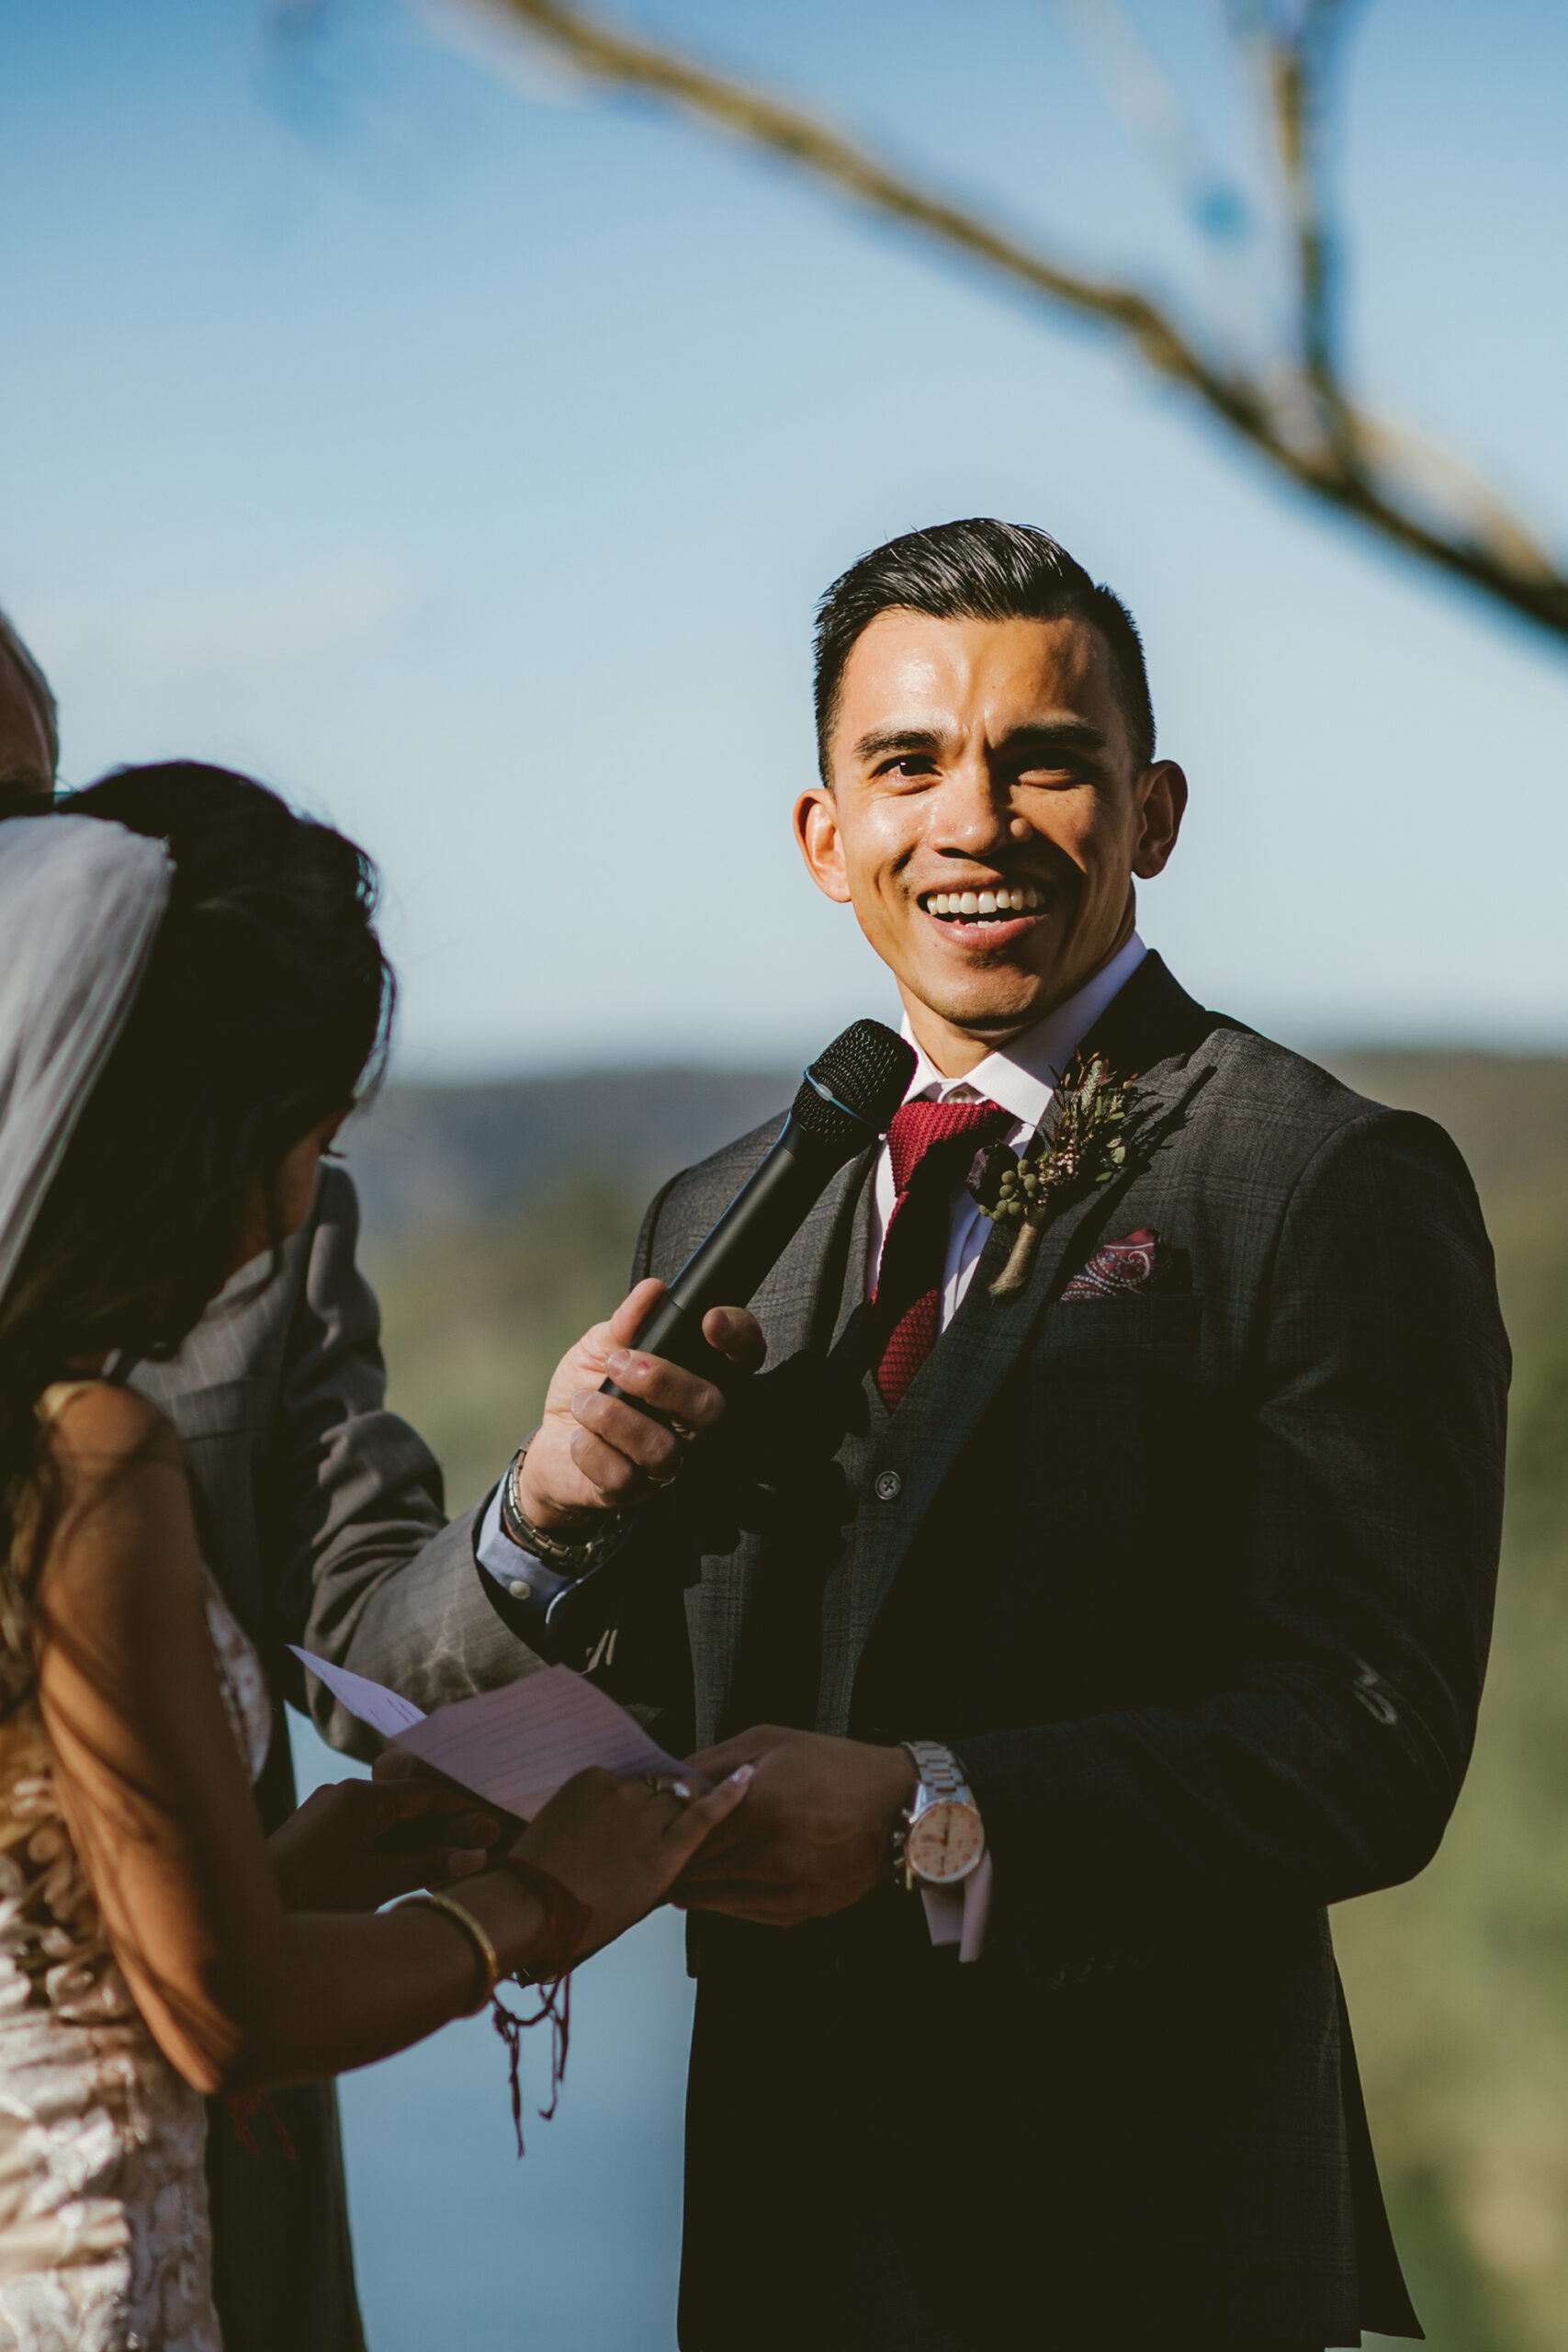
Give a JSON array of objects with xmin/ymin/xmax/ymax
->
[
  {"xmin": 343, "ymin": 522, "xmax": 1508, "ymax": 2349},
  {"xmin": 0, "ymin": 614, "xmax": 748, "ymax": 2348}
]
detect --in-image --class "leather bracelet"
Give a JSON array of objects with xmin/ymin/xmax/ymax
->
[
  {"xmin": 499, "ymin": 1436, "xmax": 626, "ymax": 1573},
  {"xmin": 498, "ymin": 1856, "xmax": 593, "ymax": 1982},
  {"xmin": 399, "ymin": 1891, "xmax": 501, "ymax": 2015}
]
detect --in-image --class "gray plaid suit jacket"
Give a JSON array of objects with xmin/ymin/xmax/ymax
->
[
  {"xmin": 130, "ymin": 1166, "xmax": 517, "ymax": 2352},
  {"xmin": 584, "ymin": 953, "xmax": 1508, "ymax": 2352}
]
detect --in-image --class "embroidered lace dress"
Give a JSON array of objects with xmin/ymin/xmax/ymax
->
[{"xmin": 0, "ymin": 1521, "xmax": 271, "ymax": 2352}]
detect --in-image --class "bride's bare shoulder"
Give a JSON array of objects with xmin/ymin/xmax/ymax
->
[{"xmin": 39, "ymin": 1380, "xmax": 182, "ymax": 1494}]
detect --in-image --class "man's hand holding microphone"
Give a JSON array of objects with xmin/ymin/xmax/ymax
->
[{"xmin": 515, "ymin": 1276, "xmax": 766, "ymax": 1530}]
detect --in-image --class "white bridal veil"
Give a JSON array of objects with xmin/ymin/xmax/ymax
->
[{"xmin": 0, "ymin": 815, "xmax": 173, "ymax": 1309}]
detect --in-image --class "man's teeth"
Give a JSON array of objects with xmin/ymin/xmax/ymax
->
[{"xmin": 924, "ymin": 885, "xmax": 1043, "ymax": 919}]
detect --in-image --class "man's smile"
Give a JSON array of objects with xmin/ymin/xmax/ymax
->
[{"xmin": 915, "ymin": 876, "xmax": 1055, "ymax": 947}]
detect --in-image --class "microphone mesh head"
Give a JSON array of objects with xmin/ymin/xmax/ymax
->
[{"xmin": 790, "ymin": 1020, "xmax": 917, "ymax": 1153}]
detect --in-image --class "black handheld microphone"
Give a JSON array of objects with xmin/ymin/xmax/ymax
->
[
  {"xmin": 600, "ymin": 1017, "xmax": 917, "ymax": 1405},
  {"xmin": 504, "ymin": 1018, "xmax": 916, "ymax": 1658}
]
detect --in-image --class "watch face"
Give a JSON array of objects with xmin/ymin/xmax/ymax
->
[{"xmin": 906, "ymin": 1799, "xmax": 985, "ymax": 1884}]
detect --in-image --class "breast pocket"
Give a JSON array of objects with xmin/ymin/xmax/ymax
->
[
  {"xmin": 1045, "ymin": 1290, "xmax": 1204, "ymax": 1357},
  {"xmin": 1026, "ymin": 1291, "xmax": 1207, "ymax": 1527}
]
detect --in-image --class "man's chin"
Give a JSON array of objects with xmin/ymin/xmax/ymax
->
[{"xmin": 914, "ymin": 973, "xmax": 1054, "ymax": 1040}]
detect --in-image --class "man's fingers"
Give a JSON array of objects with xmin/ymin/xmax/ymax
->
[
  {"xmin": 449, "ymin": 1810, "xmax": 501, "ymax": 1848},
  {"xmin": 570, "ymin": 1392, "xmax": 688, "ymax": 1479},
  {"xmin": 670, "ymin": 1806, "xmax": 757, "ymax": 1877},
  {"xmin": 582, "ymin": 1359, "xmax": 727, "ymax": 1434},
  {"xmin": 684, "ymin": 1738, "xmax": 761, "ymax": 1782},
  {"xmin": 700, "ymin": 1307, "xmax": 767, "ymax": 1374},
  {"xmin": 604, "ymin": 1279, "xmax": 668, "ymax": 1351},
  {"xmin": 661, "ymin": 1765, "xmax": 754, "ymax": 1860},
  {"xmin": 671, "ymin": 1879, "xmax": 790, "ymax": 1921},
  {"xmin": 567, "ymin": 1425, "xmax": 659, "ymax": 1503}
]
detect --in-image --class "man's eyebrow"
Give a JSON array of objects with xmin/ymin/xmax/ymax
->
[
  {"xmin": 851, "ymin": 726, "xmax": 947, "ymax": 763},
  {"xmin": 998, "ymin": 718, "xmax": 1109, "ymax": 756},
  {"xmin": 850, "ymin": 718, "xmax": 1110, "ymax": 764}
]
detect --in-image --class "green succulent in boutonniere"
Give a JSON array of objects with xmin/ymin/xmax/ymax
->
[{"xmin": 968, "ymin": 1051, "xmax": 1140, "ymax": 1298}]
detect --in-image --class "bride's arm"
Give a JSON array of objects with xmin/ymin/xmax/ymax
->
[{"xmin": 35, "ymin": 1384, "xmax": 742, "ymax": 2095}]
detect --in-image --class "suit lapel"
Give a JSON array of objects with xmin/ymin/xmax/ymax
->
[
  {"xmin": 859, "ymin": 954, "xmax": 1228, "ymax": 1631},
  {"xmin": 696, "ymin": 1147, "xmax": 875, "ymax": 1741}
]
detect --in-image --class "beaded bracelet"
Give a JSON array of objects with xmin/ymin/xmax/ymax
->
[{"xmin": 498, "ymin": 1437, "xmax": 627, "ymax": 1574}]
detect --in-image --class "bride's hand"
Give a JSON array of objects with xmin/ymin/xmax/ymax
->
[
  {"xmin": 270, "ymin": 1778, "xmax": 502, "ymax": 1913},
  {"xmin": 512, "ymin": 1762, "xmax": 754, "ymax": 1960}
]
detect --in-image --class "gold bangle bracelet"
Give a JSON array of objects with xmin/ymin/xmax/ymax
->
[{"xmin": 398, "ymin": 1892, "xmax": 501, "ymax": 2015}]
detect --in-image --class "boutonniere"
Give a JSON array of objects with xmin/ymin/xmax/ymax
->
[{"xmin": 967, "ymin": 1051, "xmax": 1141, "ymax": 1298}]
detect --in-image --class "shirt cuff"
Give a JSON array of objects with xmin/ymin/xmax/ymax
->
[
  {"xmin": 919, "ymin": 1848, "xmax": 992, "ymax": 1963},
  {"xmin": 475, "ymin": 1480, "xmax": 544, "ymax": 1598}
]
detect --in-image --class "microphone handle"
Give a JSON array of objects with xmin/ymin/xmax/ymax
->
[{"xmin": 600, "ymin": 1116, "xmax": 840, "ymax": 1407}]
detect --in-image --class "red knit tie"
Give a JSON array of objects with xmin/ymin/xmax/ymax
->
[{"xmin": 874, "ymin": 1095, "xmax": 1010, "ymax": 1408}]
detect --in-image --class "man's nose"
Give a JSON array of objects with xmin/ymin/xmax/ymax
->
[{"xmin": 933, "ymin": 757, "xmax": 1014, "ymax": 855}]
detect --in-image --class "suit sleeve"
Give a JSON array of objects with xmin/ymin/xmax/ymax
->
[
  {"xmin": 953, "ymin": 1108, "xmax": 1510, "ymax": 1952},
  {"xmin": 276, "ymin": 1168, "xmax": 544, "ymax": 1756}
]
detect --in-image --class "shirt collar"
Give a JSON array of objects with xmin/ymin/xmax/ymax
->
[{"xmin": 898, "ymin": 933, "xmax": 1147, "ymax": 1135}]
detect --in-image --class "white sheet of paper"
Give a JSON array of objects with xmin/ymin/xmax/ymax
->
[
  {"xmin": 291, "ymin": 1647, "xmax": 427, "ymax": 1740},
  {"xmin": 396, "ymin": 1667, "xmax": 682, "ymax": 1819},
  {"xmin": 291, "ymin": 1649, "xmax": 681, "ymax": 1819}
]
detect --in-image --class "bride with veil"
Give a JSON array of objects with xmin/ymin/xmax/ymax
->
[{"xmin": 0, "ymin": 771, "xmax": 750, "ymax": 2350}]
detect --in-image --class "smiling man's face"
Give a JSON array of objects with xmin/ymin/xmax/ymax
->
[{"xmin": 795, "ymin": 608, "xmax": 1187, "ymax": 1076}]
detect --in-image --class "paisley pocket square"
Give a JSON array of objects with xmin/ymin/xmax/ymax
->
[{"xmin": 1061, "ymin": 1228, "xmax": 1166, "ymax": 1299}]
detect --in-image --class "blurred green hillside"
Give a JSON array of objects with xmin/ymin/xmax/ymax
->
[{"xmin": 350, "ymin": 1051, "xmax": 1568, "ymax": 2352}]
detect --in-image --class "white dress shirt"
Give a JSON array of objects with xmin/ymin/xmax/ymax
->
[{"xmin": 867, "ymin": 930, "xmax": 1147, "ymax": 1325}]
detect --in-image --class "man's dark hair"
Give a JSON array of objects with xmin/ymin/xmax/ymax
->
[{"xmin": 812, "ymin": 519, "xmax": 1155, "ymax": 779}]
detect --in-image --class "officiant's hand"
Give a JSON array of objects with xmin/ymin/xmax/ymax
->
[
  {"xmin": 518, "ymin": 1279, "xmax": 765, "ymax": 1532},
  {"xmin": 269, "ymin": 1777, "xmax": 502, "ymax": 1913},
  {"xmin": 671, "ymin": 1726, "xmax": 918, "ymax": 1927}
]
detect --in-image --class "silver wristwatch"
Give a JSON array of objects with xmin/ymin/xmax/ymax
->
[{"xmin": 892, "ymin": 1740, "xmax": 986, "ymax": 1890}]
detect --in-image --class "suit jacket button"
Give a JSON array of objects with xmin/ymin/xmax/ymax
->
[{"xmin": 874, "ymin": 1470, "xmax": 903, "ymax": 1502}]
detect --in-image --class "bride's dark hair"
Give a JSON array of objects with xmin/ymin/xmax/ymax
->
[{"xmin": 0, "ymin": 763, "xmax": 392, "ymax": 1705}]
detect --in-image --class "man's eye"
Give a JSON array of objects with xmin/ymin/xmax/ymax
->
[
  {"xmin": 1018, "ymin": 764, "xmax": 1088, "ymax": 789},
  {"xmin": 877, "ymin": 756, "xmax": 937, "ymax": 780}
]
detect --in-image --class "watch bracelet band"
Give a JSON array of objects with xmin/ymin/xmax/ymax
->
[
  {"xmin": 890, "ymin": 1739, "xmax": 977, "ymax": 1889},
  {"xmin": 901, "ymin": 1738, "xmax": 971, "ymax": 1800},
  {"xmin": 499, "ymin": 1436, "xmax": 626, "ymax": 1572}
]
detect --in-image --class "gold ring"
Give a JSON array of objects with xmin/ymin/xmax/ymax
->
[{"xmin": 645, "ymin": 1454, "xmax": 682, "ymax": 1490}]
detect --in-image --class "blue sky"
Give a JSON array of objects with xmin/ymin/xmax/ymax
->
[{"xmin": 5, "ymin": 0, "xmax": 1567, "ymax": 1071}]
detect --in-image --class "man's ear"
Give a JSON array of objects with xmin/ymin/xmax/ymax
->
[
  {"xmin": 1132, "ymin": 761, "xmax": 1187, "ymax": 880},
  {"xmin": 794, "ymin": 786, "xmax": 853, "ymax": 904}
]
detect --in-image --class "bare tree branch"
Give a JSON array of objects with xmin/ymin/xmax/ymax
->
[
  {"xmin": 474, "ymin": 0, "xmax": 1568, "ymax": 649},
  {"xmin": 1232, "ymin": 0, "xmax": 1359, "ymax": 458}
]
